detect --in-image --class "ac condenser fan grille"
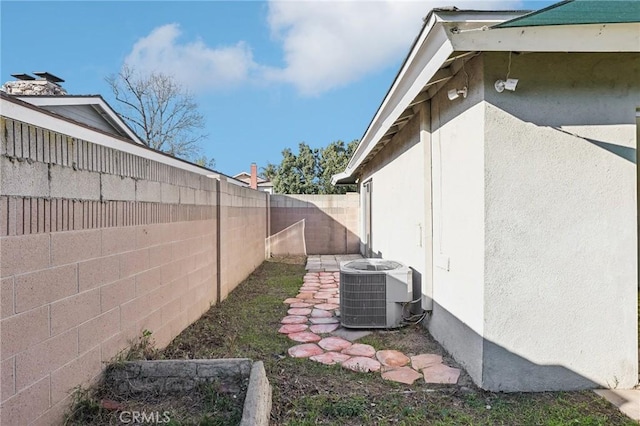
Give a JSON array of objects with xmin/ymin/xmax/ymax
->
[{"xmin": 340, "ymin": 272, "xmax": 386, "ymax": 327}]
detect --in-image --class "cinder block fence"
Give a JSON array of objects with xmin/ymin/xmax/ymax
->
[
  {"xmin": 0, "ymin": 113, "xmax": 267, "ymax": 424},
  {"xmin": 0, "ymin": 95, "xmax": 359, "ymax": 424}
]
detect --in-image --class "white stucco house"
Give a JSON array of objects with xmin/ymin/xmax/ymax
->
[{"xmin": 334, "ymin": 0, "xmax": 639, "ymax": 391}]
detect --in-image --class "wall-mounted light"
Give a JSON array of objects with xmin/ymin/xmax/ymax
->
[
  {"xmin": 447, "ymin": 87, "xmax": 467, "ymax": 101},
  {"xmin": 494, "ymin": 78, "xmax": 518, "ymax": 93},
  {"xmin": 495, "ymin": 51, "xmax": 519, "ymax": 93}
]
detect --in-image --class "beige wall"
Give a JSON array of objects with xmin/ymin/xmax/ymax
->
[
  {"xmin": 355, "ymin": 51, "xmax": 638, "ymax": 391},
  {"xmin": 0, "ymin": 117, "xmax": 267, "ymax": 425},
  {"xmin": 427, "ymin": 55, "xmax": 487, "ymax": 384},
  {"xmin": 219, "ymin": 180, "xmax": 268, "ymax": 300},
  {"xmin": 270, "ymin": 194, "xmax": 359, "ymax": 255},
  {"xmin": 481, "ymin": 52, "xmax": 639, "ymax": 391}
]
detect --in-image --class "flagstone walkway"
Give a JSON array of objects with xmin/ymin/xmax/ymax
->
[{"xmin": 279, "ymin": 255, "xmax": 462, "ymax": 386}]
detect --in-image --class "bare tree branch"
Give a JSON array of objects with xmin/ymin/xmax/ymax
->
[{"xmin": 105, "ymin": 65, "xmax": 209, "ymax": 161}]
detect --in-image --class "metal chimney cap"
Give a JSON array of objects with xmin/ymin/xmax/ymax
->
[
  {"xmin": 33, "ymin": 72, "xmax": 64, "ymax": 83},
  {"xmin": 11, "ymin": 73, "xmax": 36, "ymax": 81}
]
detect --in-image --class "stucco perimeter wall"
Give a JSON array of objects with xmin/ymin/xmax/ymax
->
[
  {"xmin": 481, "ymin": 52, "xmax": 639, "ymax": 391},
  {"xmin": 427, "ymin": 55, "xmax": 487, "ymax": 385},
  {"xmin": 0, "ymin": 117, "xmax": 266, "ymax": 425},
  {"xmin": 270, "ymin": 194, "xmax": 359, "ymax": 255},
  {"xmin": 218, "ymin": 179, "xmax": 268, "ymax": 300}
]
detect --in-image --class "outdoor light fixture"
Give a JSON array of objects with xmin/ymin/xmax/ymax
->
[
  {"xmin": 495, "ymin": 51, "xmax": 519, "ymax": 93},
  {"xmin": 447, "ymin": 87, "xmax": 467, "ymax": 100},
  {"xmin": 494, "ymin": 78, "xmax": 519, "ymax": 93}
]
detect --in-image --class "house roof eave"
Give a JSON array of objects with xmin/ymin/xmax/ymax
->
[
  {"xmin": 13, "ymin": 94, "xmax": 145, "ymax": 145},
  {"xmin": 337, "ymin": 7, "xmax": 639, "ymax": 185}
]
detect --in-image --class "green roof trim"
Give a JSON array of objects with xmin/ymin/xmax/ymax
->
[{"xmin": 494, "ymin": 0, "xmax": 640, "ymax": 28}]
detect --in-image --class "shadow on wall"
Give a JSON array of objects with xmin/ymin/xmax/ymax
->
[
  {"xmin": 427, "ymin": 300, "xmax": 627, "ymax": 392},
  {"xmin": 267, "ymin": 219, "xmax": 307, "ymax": 257},
  {"xmin": 269, "ymin": 194, "xmax": 360, "ymax": 255}
]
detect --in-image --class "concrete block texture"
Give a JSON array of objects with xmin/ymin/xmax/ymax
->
[
  {"xmin": 135, "ymin": 180, "xmax": 161, "ymax": 203},
  {"xmin": 0, "ymin": 157, "xmax": 50, "ymax": 197},
  {"xmin": 50, "ymin": 165, "xmax": 100, "ymax": 200},
  {"xmin": 14, "ymin": 264, "xmax": 78, "ymax": 313},
  {"xmin": 101, "ymin": 174, "xmax": 136, "ymax": 201},
  {"xmin": 105, "ymin": 359, "xmax": 253, "ymax": 395},
  {"xmin": 0, "ymin": 234, "xmax": 50, "ymax": 277},
  {"xmin": 269, "ymin": 194, "xmax": 360, "ymax": 255},
  {"xmin": 240, "ymin": 361, "xmax": 272, "ymax": 426}
]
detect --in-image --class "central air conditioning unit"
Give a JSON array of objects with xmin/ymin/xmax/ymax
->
[{"xmin": 339, "ymin": 259, "xmax": 412, "ymax": 329}]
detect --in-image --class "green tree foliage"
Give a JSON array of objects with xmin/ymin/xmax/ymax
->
[{"xmin": 268, "ymin": 140, "xmax": 358, "ymax": 194}]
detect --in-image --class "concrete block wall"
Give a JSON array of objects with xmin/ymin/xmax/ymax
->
[
  {"xmin": 0, "ymin": 117, "xmax": 267, "ymax": 425},
  {"xmin": 218, "ymin": 180, "xmax": 268, "ymax": 300},
  {"xmin": 270, "ymin": 194, "xmax": 359, "ymax": 255}
]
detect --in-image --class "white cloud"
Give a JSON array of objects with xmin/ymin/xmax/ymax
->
[
  {"xmin": 264, "ymin": 0, "xmax": 523, "ymax": 96},
  {"xmin": 124, "ymin": 23, "xmax": 258, "ymax": 91},
  {"xmin": 124, "ymin": 1, "xmax": 524, "ymax": 96}
]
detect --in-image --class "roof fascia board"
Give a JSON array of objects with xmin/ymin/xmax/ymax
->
[
  {"xmin": 1, "ymin": 97, "xmax": 220, "ymax": 178},
  {"xmin": 344, "ymin": 16, "xmax": 453, "ymax": 177},
  {"xmin": 450, "ymin": 22, "xmax": 640, "ymax": 52},
  {"xmin": 14, "ymin": 95, "xmax": 144, "ymax": 144}
]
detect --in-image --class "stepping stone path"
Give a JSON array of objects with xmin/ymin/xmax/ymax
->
[{"xmin": 279, "ymin": 269, "xmax": 462, "ymax": 385}]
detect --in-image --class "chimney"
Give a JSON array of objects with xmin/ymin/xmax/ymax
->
[
  {"xmin": 1, "ymin": 72, "xmax": 67, "ymax": 96},
  {"xmin": 250, "ymin": 163, "xmax": 258, "ymax": 190}
]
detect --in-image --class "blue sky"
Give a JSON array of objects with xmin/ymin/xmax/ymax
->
[{"xmin": 1, "ymin": 1, "xmax": 554, "ymax": 176}]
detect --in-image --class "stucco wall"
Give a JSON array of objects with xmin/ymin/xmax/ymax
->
[
  {"xmin": 0, "ymin": 117, "xmax": 267, "ymax": 424},
  {"xmin": 426, "ymin": 55, "xmax": 487, "ymax": 384},
  {"xmin": 481, "ymin": 52, "xmax": 639, "ymax": 390}
]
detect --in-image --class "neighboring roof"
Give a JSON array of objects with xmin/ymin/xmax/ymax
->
[
  {"xmin": 333, "ymin": 3, "xmax": 640, "ymax": 185},
  {"xmin": 233, "ymin": 171, "xmax": 270, "ymax": 184},
  {"xmin": 1, "ymin": 92, "xmax": 245, "ymax": 184},
  {"xmin": 13, "ymin": 95, "xmax": 144, "ymax": 145},
  {"xmin": 495, "ymin": 0, "xmax": 640, "ymax": 28}
]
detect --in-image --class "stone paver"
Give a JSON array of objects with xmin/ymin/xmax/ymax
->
[
  {"xmin": 422, "ymin": 364, "xmax": 461, "ymax": 384},
  {"xmin": 278, "ymin": 324, "xmax": 308, "ymax": 334},
  {"xmin": 342, "ymin": 356, "xmax": 382, "ymax": 373},
  {"xmin": 290, "ymin": 302, "xmax": 313, "ymax": 308},
  {"xmin": 315, "ymin": 303, "xmax": 339, "ymax": 310},
  {"xmin": 309, "ymin": 317, "xmax": 339, "ymax": 325},
  {"xmin": 288, "ymin": 308, "xmax": 312, "ymax": 316},
  {"xmin": 281, "ymin": 315, "xmax": 308, "ymax": 324},
  {"xmin": 310, "ymin": 323, "xmax": 339, "ymax": 334},
  {"xmin": 288, "ymin": 343, "xmax": 324, "ymax": 358},
  {"xmin": 342, "ymin": 343, "xmax": 376, "ymax": 357},
  {"xmin": 311, "ymin": 309, "xmax": 333, "ymax": 318},
  {"xmin": 281, "ymin": 256, "xmax": 465, "ymax": 389},
  {"xmin": 296, "ymin": 293, "xmax": 315, "ymax": 300},
  {"xmin": 382, "ymin": 367, "xmax": 423, "ymax": 385},
  {"xmin": 411, "ymin": 354, "xmax": 443, "ymax": 371},
  {"xmin": 310, "ymin": 352, "xmax": 351, "ymax": 365},
  {"xmin": 376, "ymin": 350, "xmax": 410, "ymax": 368},
  {"xmin": 288, "ymin": 331, "xmax": 322, "ymax": 343},
  {"xmin": 318, "ymin": 337, "xmax": 352, "ymax": 351}
]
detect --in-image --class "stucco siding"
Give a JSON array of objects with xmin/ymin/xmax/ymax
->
[
  {"xmin": 427, "ymin": 56, "xmax": 486, "ymax": 384},
  {"xmin": 359, "ymin": 111, "xmax": 427, "ymax": 301},
  {"xmin": 482, "ymin": 52, "xmax": 639, "ymax": 390}
]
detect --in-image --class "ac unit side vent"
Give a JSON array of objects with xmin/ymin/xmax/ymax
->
[
  {"xmin": 340, "ymin": 273, "xmax": 387, "ymax": 327},
  {"xmin": 339, "ymin": 259, "xmax": 413, "ymax": 329}
]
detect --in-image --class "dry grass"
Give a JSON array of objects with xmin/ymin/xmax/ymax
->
[{"xmin": 159, "ymin": 257, "xmax": 636, "ymax": 426}]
